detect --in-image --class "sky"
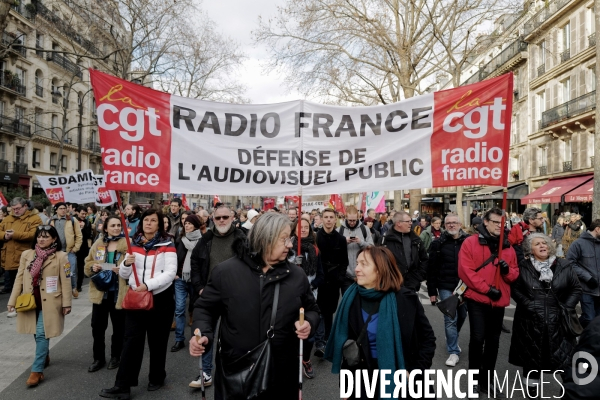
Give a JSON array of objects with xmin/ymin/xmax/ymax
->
[{"xmin": 200, "ymin": 0, "xmax": 302, "ymax": 105}]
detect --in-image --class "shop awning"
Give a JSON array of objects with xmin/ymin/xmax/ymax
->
[
  {"xmin": 564, "ymin": 180, "xmax": 594, "ymax": 203},
  {"xmin": 466, "ymin": 183, "xmax": 528, "ymax": 201},
  {"xmin": 521, "ymin": 175, "xmax": 593, "ymax": 205}
]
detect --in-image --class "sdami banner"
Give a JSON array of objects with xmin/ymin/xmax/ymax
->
[{"xmin": 90, "ymin": 70, "xmax": 512, "ymax": 196}]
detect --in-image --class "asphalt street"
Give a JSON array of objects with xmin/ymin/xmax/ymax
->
[{"xmin": 0, "ymin": 281, "xmax": 570, "ymax": 399}]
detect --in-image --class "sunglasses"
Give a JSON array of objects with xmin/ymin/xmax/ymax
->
[
  {"xmin": 37, "ymin": 225, "xmax": 52, "ymax": 231},
  {"xmin": 214, "ymin": 216, "xmax": 230, "ymax": 221}
]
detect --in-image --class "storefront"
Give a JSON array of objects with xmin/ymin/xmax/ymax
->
[{"xmin": 466, "ymin": 183, "xmax": 529, "ymax": 214}]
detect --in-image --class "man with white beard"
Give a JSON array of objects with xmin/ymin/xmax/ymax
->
[
  {"xmin": 426, "ymin": 213, "xmax": 469, "ymax": 368},
  {"xmin": 189, "ymin": 204, "xmax": 248, "ymax": 387}
]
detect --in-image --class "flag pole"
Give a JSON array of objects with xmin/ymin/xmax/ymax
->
[
  {"xmin": 497, "ymin": 72, "xmax": 514, "ymax": 264},
  {"xmin": 297, "ymin": 196, "xmax": 302, "ymax": 255}
]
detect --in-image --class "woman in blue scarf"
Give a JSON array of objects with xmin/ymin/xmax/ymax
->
[{"xmin": 325, "ymin": 246, "xmax": 436, "ymax": 399}]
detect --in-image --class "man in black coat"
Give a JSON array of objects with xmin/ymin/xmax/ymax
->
[
  {"xmin": 315, "ymin": 208, "xmax": 348, "ymax": 357},
  {"xmin": 427, "ymin": 213, "xmax": 469, "ymax": 368},
  {"xmin": 381, "ymin": 211, "xmax": 428, "ymax": 292}
]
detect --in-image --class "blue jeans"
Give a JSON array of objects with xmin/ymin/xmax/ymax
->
[
  {"xmin": 439, "ymin": 289, "xmax": 468, "ymax": 355},
  {"xmin": 32, "ymin": 312, "xmax": 49, "ymax": 373},
  {"xmin": 202, "ymin": 319, "xmax": 219, "ymax": 375},
  {"xmin": 579, "ymin": 293, "xmax": 600, "ymax": 328},
  {"xmin": 174, "ymin": 279, "xmax": 193, "ymax": 342},
  {"xmin": 67, "ymin": 252, "xmax": 77, "ymax": 290}
]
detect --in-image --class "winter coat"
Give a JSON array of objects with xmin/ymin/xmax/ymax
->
[
  {"xmin": 427, "ymin": 230, "xmax": 469, "ymax": 296},
  {"xmin": 166, "ymin": 210, "xmax": 182, "ymax": 241},
  {"xmin": 316, "ymin": 228, "xmax": 349, "ymax": 283},
  {"xmin": 381, "ymin": 229, "xmax": 428, "ymax": 292},
  {"xmin": 126, "ymin": 216, "xmax": 140, "ymax": 238},
  {"xmin": 551, "ymin": 223, "xmax": 565, "ymax": 243},
  {"xmin": 562, "ymin": 221, "xmax": 584, "ymax": 255},
  {"xmin": 9, "ymin": 250, "xmax": 72, "ymax": 338},
  {"xmin": 337, "ymin": 220, "xmax": 373, "ymax": 278},
  {"xmin": 190, "ymin": 228, "xmax": 248, "ymax": 295},
  {"xmin": 369, "ymin": 227, "xmax": 381, "ymax": 245},
  {"xmin": 509, "ymin": 257, "xmax": 582, "ymax": 371},
  {"xmin": 192, "ymin": 251, "xmax": 320, "ymax": 400},
  {"xmin": 84, "ymin": 238, "xmax": 129, "ymax": 309},
  {"xmin": 118, "ymin": 237, "xmax": 177, "ymax": 295},
  {"xmin": 380, "ymin": 219, "xmax": 393, "ymax": 235},
  {"xmin": 566, "ymin": 231, "xmax": 600, "ymax": 296},
  {"xmin": 341, "ymin": 287, "xmax": 436, "ymax": 399},
  {"xmin": 458, "ymin": 226, "xmax": 519, "ymax": 307},
  {"xmin": 0, "ymin": 210, "xmax": 42, "ymax": 270},
  {"xmin": 49, "ymin": 215, "xmax": 83, "ymax": 254},
  {"xmin": 419, "ymin": 225, "xmax": 444, "ymax": 251},
  {"xmin": 176, "ymin": 230, "xmax": 202, "ymax": 277},
  {"xmin": 562, "ymin": 315, "xmax": 600, "ymax": 399}
]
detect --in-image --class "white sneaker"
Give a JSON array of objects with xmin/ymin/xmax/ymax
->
[
  {"xmin": 7, "ymin": 310, "xmax": 17, "ymax": 318},
  {"xmin": 189, "ymin": 371, "xmax": 212, "ymax": 388},
  {"xmin": 445, "ymin": 354, "xmax": 460, "ymax": 367}
]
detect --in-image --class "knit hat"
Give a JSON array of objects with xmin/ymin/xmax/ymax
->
[
  {"xmin": 54, "ymin": 202, "xmax": 66, "ymax": 211},
  {"xmin": 247, "ymin": 209, "xmax": 259, "ymax": 222},
  {"xmin": 185, "ymin": 214, "xmax": 202, "ymax": 229},
  {"xmin": 472, "ymin": 217, "xmax": 483, "ymax": 226},
  {"xmin": 363, "ymin": 216, "xmax": 374, "ymax": 223}
]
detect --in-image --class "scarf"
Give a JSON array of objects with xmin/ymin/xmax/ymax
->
[
  {"xmin": 531, "ymin": 256, "xmax": 556, "ymax": 282},
  {"xmin": 291, "ymin": 235, "xmax": 318, "ymax": 276},
  {"xmin": 325, "ymin": 284, "xmax": 405, "ymax": 398},
  {"xmin": 28, "ymin": 242, "xmax": 58, "ymax": 287},
  {"xmin": 132, "ymin": 231, "xmax": 166, "ymax": 251},
  {"xmin": 103, "ymin": 233, "xmax": 125, "ymax": 243},
  {"xmin": 181, "ymin": 230, "xmax": 202, "ymax": 278}
]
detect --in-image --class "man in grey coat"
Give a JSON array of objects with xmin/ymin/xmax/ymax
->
[
  {"xmin": 337, "ymin": 205, "xmax": 373, "ymax": 294},
  {"xmin": 567, "ymin": 219, "xmax": 600, "ymax": 328}
]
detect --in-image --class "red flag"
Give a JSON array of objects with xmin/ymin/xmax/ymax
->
[
  {"xmin": 181, "ymin": 194, "xmax": 190, "ymax": 210},
  {"xmin": 213, "ymin": 195, "xmax": 221, "ymax": 206},
  {"xmin": 0, "ymin": 191, "xmax": 7, "ymax": 208},
  {"xmin": 328, "ymin": 194, "xmax": 346, "ymax": 214},
  {"xmin": 359, "ymin": 192, "xmax": 367, "ymax": 214}
]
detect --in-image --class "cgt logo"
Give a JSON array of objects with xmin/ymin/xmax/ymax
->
[
  {"xmin": 572, "ymin": 351, "xmax": 598, "ymax": 386},
  {"xmin": 45, "ymin": 188, "xmax": 64, "ymax": 204}
]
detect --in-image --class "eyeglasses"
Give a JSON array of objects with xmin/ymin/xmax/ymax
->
[
  {"xmin": 399, "ymin": 220, "xmax": 412, "ymax": 223},
  {"xmin": 445, "ymin": 222, "xmax": 460, "ymax": 226},
  {"xmin": 37, "ymin": 225, "xmax": 52, "ymax": 231},
  {"xmin": 280, "ymin": 237, "xmax": 292, "ymax": 246},
  {"xmin": 214, "ymin": 215, "xmax": 230, "ymax": 221},
  {"xmin": 489, "ymin": 220, "xmax": 503, "ymax": 225}
]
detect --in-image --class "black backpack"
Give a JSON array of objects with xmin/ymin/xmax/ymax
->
[{"xmin": 339, "ymin": 223, "xmax": 368, "ymax": 240}]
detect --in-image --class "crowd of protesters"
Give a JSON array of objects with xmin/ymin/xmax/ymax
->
[{"xmin": 1, "ymin": 196, "xmax": 599, "ymax": 399}]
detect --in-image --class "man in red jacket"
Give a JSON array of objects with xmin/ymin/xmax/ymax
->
[{"xmin": 458, "ymin": 208, "xmax": 519, "ymax": 397}]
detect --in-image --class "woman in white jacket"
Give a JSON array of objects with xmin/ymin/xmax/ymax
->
[{"xmin": 100, "ymin": 209, "xmax": 177, "ymax": 399}]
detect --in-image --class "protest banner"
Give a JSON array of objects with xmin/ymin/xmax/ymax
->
[
  {"xmin": 93, "ymin": 174, "xmax": 118, "ymax": 206},
  {"xmin": 90, "ymin": 70, "xmax": 512, "ymax": 196},
  {"xmin": 365, "ymin": 192, "xmax": 386, "ymax": 213},
  {"xmin": 37, "ymin": 170, "xmax": 97, "ymax": 205},
  {"xmin": 0, "ymin": 191, "xmax": 7, "ymax": 208},
  {"xmin": 301, "ymin": 200, "xmax": 327, "ymax": 211}
]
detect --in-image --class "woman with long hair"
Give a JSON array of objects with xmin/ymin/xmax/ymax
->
[
  {"xmin": 100, "ymin": 209, "xmax": 177, "ymax": 399},
  {"xmin": 7, "ymin": 226, "xmax": 72, "ymax": 387}
]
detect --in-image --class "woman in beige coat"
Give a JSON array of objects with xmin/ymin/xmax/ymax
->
[
  {"xmin": 84, "ymin": 215, "xmax": 128, "ymax": 373},
  {"xmin": 7, "ymin": 225, "xmax": 72, "ymax": 387}
]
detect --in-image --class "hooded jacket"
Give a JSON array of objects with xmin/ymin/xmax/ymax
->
[
  {"xmin": 566, "ymin": 231, "xmax": 600, "ymax": 296},
  {"xmin": 0, "ymin": 209, "xmax": 42, "ymax": 270},
  {"xmin": 458, "ymin": 224, "xmax": 519, "ymax": 307},
  {"xmin": 427, "ymin": 229, "xmax": 469, "ymax": 296},
  {"xmin": 381, "ymin": 228, "xmax": 428, "ymax": 291}
]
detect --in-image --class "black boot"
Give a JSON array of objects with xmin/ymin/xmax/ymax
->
[
  {"xmin": 170, "ymin": 341, "xmax": 185, "ymax": 352},
  {"xmin": 99, "ymin": 386, "xmax": 130, "ymax": 399},
  {"xmin": 107, "ymin": 357, "xmax": 120, "ymax": 370},
  {"xmin": 88, "ymin": 360, "xmax": 106, "ymax": 373}
]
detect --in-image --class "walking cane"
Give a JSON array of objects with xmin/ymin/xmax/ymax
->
[
  {"xmin": 299, "ymin": 308, "xmax": 304, "ymax": 400},
  {"xmin": 194, "ymin": 328, "xmax": 206, "ymax": 400}
]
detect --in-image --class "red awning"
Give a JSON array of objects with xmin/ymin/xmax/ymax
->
[
  {"xmin": 521, "ymin": 175, "xmax": 592, "ymax": 205},
  {"xmin": 564, "ymin": 179, "xmax": 594, "ymax": 203}
]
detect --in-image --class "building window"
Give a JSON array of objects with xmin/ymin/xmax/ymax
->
[
  {"xmin": 562, "ymin": 23, "xmax": 570, "ymax": 51},
  {"xmin": 32, "ymin": 149, "xmax": 41, "ymax": 167},
  {"xmin": 0, "ymin": 100, "xmax": 4, "ymax": 116},
  {"xmin": 588, "ymin": 7, "xmax": 596, "ymax": 35},
  {"xmin": 540, "ymin": 147, "xmax": 547, "ymax": 167},
  {"xmin": 539, "ymin": 40, "xmax": 546, "ymax": 66},
  {"xmin": 16, "ymin": 146, "xmax": 25, "ymax": 164},
  {"xmin": 50, "ymin": 152, "xmax": 57, "ymax": 169},
  {"xmin": 51, "ymin": 114, "xmax": 58, "ymax": 138},
  {"xmin": 15, "ymin": 106, "xmax": 25, "ymax": 122},
  {"xmin": 0, "ymin": 143, "xmax": 5, "ymax": 159},
  {"xmin": 34, "ymin": 108, "xmax": 42, "ymax": 133},
  {"xmin": 592, "ymin": 67, "xmax": 596, "ymax": 92},
  {"xmin": 564, "ymin": 139, "xmax": 572, "ymax": 162},
  {"xmin": 61, "ymin": 155, "xmax": 67, "ymax": 172},
  {"xmin": 537, "ymin": 91, "xmax": 545, "ymax": 121},
  {"xmin": 562, "ymin": 78, "xmax": 570, "ymax": 103}
]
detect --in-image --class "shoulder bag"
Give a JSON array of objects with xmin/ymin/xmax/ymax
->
[
  {"xmin": 217, "ymin": 282, "xmax": 280, "ymax": 400},
  {"xmin": 122, "ymin": 248, "xmax": 161, "ymax": 311},
  {"xmin": 15, "ymin": 291, "xmax": 36, "ymax": 312},
  {"xmin": 342, "ymin": 302, "xmax": 380, "ymax": 367},
  {"xmin": 549, "ymin": 288, "xmax": 583, "ymax": 337}
]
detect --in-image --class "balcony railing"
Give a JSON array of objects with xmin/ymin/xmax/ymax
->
[
  {"xmin": 0, "ymin": 159, "xmax": 8, "ymax": 172},
  {"xmin": 560, "ymin": 49, "xmax": 571, "ymax": 63},
  {"xmin": 35, "ymin": 46, "xmax": 44, "ymax": 57},
  {"xmin": 0, "ymin": 73, "xmax": 26, "ymax": 96},
  {"xmin": 539, "ymin": 166, "xmax": 547, "ymax": 175},
  {"xmin": 0, "ymin": 114, "xmax": 31, "ymax": 137},
  {"xmin": 563, "ymin": 161, "xmax": 572, "ymax": 172},
  {"xmin": 35, "ymin": 85, "xmax": 43, "ymax": 97},
  {"xmin": 523, "ymin": 0, "xmax": 572, "ymax": 37},
  {"xmin": 52, "ymin": 93, "xmax": 60, "ymax": 104},
  {"xmin": 463, "ymin": 39, "xmax": 528, "ymax": 85},
  {"xmin": 1, "ymin": 32, "xmax": 27, "ymax": 57},
  {"xmin": 90, "ymin": 142, "xmax": 101, "ymax": 153},
  {"xmin": 590, "ymin": 33, "xmax": 597, "ymax": 48},
  {"xmin": 36, "ymin": 3, "xmax": 101, "ymax": 57},
  {"xmin": 537, "ymin": 64, "xmax": 546, "ymax": 77},
  {"xmin": 13, "ymin": 162, "xmax": 28, "ymax": 175},
  {"xmin": 541, "ymin": 91, "xmax": 596, "ymax": 128},
  {"xmin": 47, "ymin": 53, "xmax": 83, "ymax": 79}
]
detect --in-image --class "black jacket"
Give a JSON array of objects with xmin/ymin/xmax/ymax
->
[
  {"xmin": 381, "ymin": 229, "xmax": 428, "ymax": 291},
  {"xmin": 563, "ymin": 315, "xmax": 600, "ymax": 399},
  {"xmin": 369, "ymin": 227, "xmax": 381, "ymax": 246},
  {"xmin": 316, "ymin": 228, "xmax": 349, "ymax": 282},
  {"xmin": 342, "ymin": 287, "xmax": 436, "ymax": 399},
  {"xmin": 509, "ymin": 257, "xmax": 582, "ymax": 371},
  {"xmin": 427, "ymin": 230, "xmax": 469, "ymax": 296},
  {"xmin": 192, "ymin": 251, "xmax": 320, "ymax": 399},
  {"xmin": 566, "ymin": 231, "xmax": 600, "ymax": 296},
  {"xmin": 189, "ymin": 228, "xmax": 248, "ymax": 295}
]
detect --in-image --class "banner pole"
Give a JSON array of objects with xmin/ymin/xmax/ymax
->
[
  {"xmin": 116, "ymin": 190, "xmax": 133, "ymax": 254},
  {"xmin": 497, "ymin": 72, "xmax": 514, "ymax": 264},
  {"xmin": 297, "ymin": 196, "xmax": 302, "ymax": 256}
]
